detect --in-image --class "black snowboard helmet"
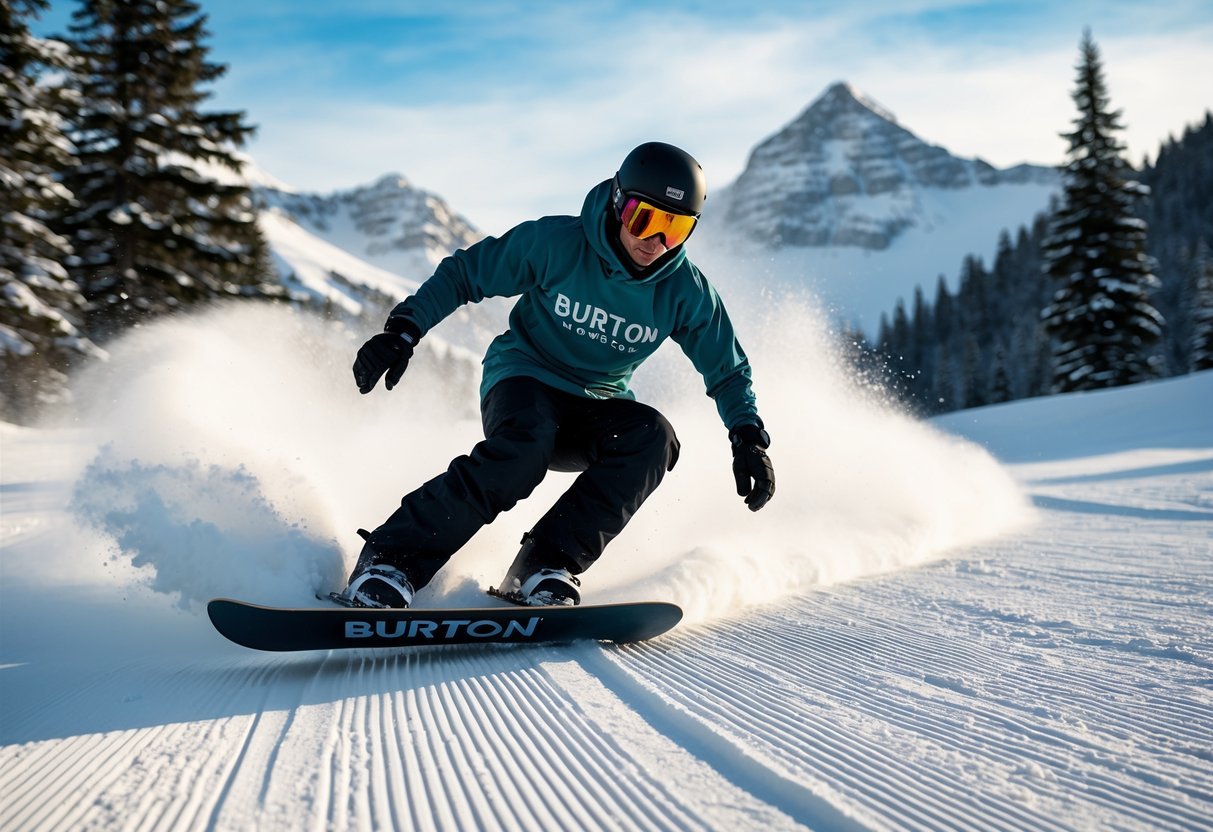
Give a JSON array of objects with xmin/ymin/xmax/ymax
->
[{"xmin": 611, "ymin": 142, "xmax": 707, "ymax": 219}]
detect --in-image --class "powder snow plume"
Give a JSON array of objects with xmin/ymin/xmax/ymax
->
[
  {"xmin": 593, "ymin": 290, "xmax": 1034, "ymax": 620},
  {"xmin": 60, "ymin": 296, "xmax": 1030, "ymax": 618}
]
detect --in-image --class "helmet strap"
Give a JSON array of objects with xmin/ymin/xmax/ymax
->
[{"xmin": 610, "ymin": 174, "xmax": 627, "ymax": 218}]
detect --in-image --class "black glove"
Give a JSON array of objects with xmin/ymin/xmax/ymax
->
[
  {"xmin": 353, "ymin": 317, "xmax": 421, "ymax": 394},
  {"xmin": 730, "ymin": 423, "xmax": 775, "ymax": 512}
]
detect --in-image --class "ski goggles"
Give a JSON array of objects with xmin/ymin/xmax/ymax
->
[{"xmin": 619, "ymin": 196, "xmax": 698, "ymax": 248}]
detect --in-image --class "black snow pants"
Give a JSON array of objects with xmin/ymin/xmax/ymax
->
[{"xmin": 365, "ymin": 376, "xmax": 680, "ymax": 590}]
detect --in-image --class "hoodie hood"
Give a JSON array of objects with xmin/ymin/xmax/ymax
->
[{"xmin": 581, "ymin": 179, "xmax": 688, "ymax": 284}]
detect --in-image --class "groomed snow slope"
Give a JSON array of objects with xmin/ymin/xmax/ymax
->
[{"xmin": 1, "ymin": 302, "xmax": 1210, "ymax": 830}]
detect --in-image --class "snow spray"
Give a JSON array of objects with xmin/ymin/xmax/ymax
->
[
  {"xmin": 62, "ymin": 287, "xmax": 1031, "ymax": 619},
  {"xmin": 598, "ymin": 288, "xmax": 1034, "ymax": 620}
]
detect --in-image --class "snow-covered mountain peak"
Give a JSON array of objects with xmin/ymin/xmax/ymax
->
[
  {"xmin": 364, "ymin": 172, "xmax": 413, "ymax": 192},
  {"xmin": 251, "ymin": 172, "xmax": 506, "ymax": 350},
  {"xmin": 255, "ymin": 173, "xmax": 482, "ymax": 307},
  {"xmin": 712, "ymin": 80, "xmax": 1059, "ymax": 250},
  {"xmin": 260, "ymin": 174, "xmax": 479, "ymax": 255},
  {"xmin": 804, "ymin": 80, "xmax": 901, "ymax": 132}
]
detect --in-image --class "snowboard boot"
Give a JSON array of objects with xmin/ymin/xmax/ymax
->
[
  {"xmin": 333, "ymin": 530, "xmax": 416, "ymax": 609},
  {"xmin": 512, "ymin": 568, "xmax": 581, "ymax": 607},
  {"xmin": 338, "ymin": 564, "xmax": 414, "ymax": 609},
  {"xmin": 495, "ymin": 535, "xmax": 582, "ymax": 607}
]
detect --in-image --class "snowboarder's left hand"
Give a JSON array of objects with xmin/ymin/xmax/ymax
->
[
  {"xmin": 353, "ymin": 317, "xmax": 421, "ymax": 393},
  {"xmin": 730, "ymin": 424, "xmax": 775, "ymax": 511}
]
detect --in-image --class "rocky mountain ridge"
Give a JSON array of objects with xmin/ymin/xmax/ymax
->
[
  {"xmin": 714, "ymin": 82, "xmax": 1059, "ymax": 249},
  {"xmin": 257, "ymin": 173, "xmax": 482, "ymax": 276}
]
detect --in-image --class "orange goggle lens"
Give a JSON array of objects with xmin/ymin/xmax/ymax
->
[{"xmin": 620, "ymin": 197, "xmax": 698, "ymax": 248}]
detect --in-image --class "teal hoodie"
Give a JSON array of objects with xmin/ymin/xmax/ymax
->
[{"xmin": 389, "ymin": 180, "xmax": 759, "ymax": 429}]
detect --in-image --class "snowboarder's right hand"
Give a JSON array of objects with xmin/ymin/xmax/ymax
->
[{"xmin": 353, "ymin": 317, "xmax": 421, "ymax": 393}]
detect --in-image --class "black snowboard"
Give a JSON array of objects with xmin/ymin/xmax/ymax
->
[{"xmin": 207, "ymin": 597, "xmax": 683, "ymax": 652}]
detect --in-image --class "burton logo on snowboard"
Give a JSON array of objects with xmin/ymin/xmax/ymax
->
[{"xmin": 207, "ymin": 597, "xmax": 682, "ymax": 652}]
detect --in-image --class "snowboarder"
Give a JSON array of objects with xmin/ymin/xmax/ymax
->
[{"xmin": 340, "ymin": 142, "xmax": 775, "ymax": 609}]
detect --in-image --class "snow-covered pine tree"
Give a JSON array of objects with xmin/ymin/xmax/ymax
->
[
  {"xmin": 61, "ymin": 0, "xmax": 273, "ymax": 336},
  {"xmin": 1041, "ymin": 29, "xmax": 1163, "ymax": 393},
  {"xmin": 1, "ymin": 0, "xmax": 103, "ymax": 420},
  {"xmin": 1190, "ymin": 240, "xmax": 1213, "ymax": 371}
]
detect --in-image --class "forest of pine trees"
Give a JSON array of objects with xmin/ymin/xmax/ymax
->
[
  {"xmin": 872, "ymin": 32, "xmax": 1211, "ymax": 415},
  {"xmin": 1140, "ymin": 115, "xmax": 1213, "ymax": 375},
  {"xmin": 870, "ymin": 219, "xmax": 1054, "ymax": 414},
  {"xmin": 1, "ymin": 0, "xmax": 273, "ymax": 420}
]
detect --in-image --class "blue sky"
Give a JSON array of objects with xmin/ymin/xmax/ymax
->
[{"xmin": 35, "ymin": 1, "xmax": 1213, "ymax": 234}]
